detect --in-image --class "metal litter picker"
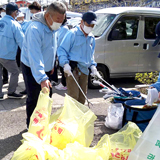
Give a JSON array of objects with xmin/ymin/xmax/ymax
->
[
  {"xmin": 93, "ymin": 74, "xmax": 142, "ymax": 101},
  {"xmin": 71, "ymin": 72, "xmax": 93, "ymax": 107}
]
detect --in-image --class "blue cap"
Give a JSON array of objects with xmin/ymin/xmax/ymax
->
[
  {"xmin": 82, "ymin": 11, "xmax": 97, "ymax": 25},
  {"xmin": 6, "ymin": 2, "xmax": 19, "ymax": 11},
  {"xmin": 152, "ymin": 21, "xmax": 160, "ymax": 47}
]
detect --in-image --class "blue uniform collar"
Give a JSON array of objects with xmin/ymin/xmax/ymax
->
[
  {"xmin": 44, "ymin": 25, "xmax": 51, "ymax": 33},
  {"xmin": 5, "ymin": 15, "xmax": 14, "ymax": 20},
  {"xmin": 76, "ymin": 26, "xmax": 84, "ymax": 36}
]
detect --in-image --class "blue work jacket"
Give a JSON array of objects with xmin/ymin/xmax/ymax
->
[
  {"xmin": 57, "ymin": 26, "xmax": 97, "ymax": 75},
  {"xmin": 20, "ymin": 20, "xmax": 32, "ymax": 34},
  {"xmin": 21, "ymin": 21, "xmax": 57, "ymax": 84},
  {"xmin": 57, "ymin": 25, "xmax": 69, "ymax": 47},
  {"xmin": 0, "ymin": 15, "xmax": 24, "ymax": 60}
]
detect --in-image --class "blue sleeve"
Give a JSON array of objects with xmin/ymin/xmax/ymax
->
[
  {"xmin": 90, "ymin": 37, "xmax": 97, "ymax": 67},
  {"xmin": 150, "ymin": 72, "xmax": 160, "ymax": 92},
  {"xmin": 26, "ymin": 25, "xmax": 48, "ymax": 84},
  {"xmin": 57, "ymin": 26, "xmax": 69, "ymax": 47},
  {"xmin": 57, "ymin": 31, "xmax": 75, "ymax": 67},
  {"xmin": 14, "ymin": 23, "xmax": 24, "ymax": 49},
  {"xmin": 23, "ymin": 21, "xmax": 32, "ymax": 34}
]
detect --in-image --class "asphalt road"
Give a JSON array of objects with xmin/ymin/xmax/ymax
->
[{"xmin": 0, "ymin": 77, "xmax": 140, "ymax": 160}]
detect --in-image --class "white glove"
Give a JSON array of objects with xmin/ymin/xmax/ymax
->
[
  {"xmin": 146, "ymin": 88, "xmax": 159, "ymax": 106},
  {"xmin": 64, "ymin": 63, "xmax": 72, "ymax": 76},
  {"xmin": 90, "ymin": 65, "xmax": 101, "ymax": 78}
]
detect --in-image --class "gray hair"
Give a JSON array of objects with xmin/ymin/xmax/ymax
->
[{"xmin": 46, "ymin": 1, "xmax": 66, "ymax": 15}]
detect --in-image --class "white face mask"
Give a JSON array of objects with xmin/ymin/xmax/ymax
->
[
  {"xmin": 49, "ymin": 14, "xmax": 61, "ymax": 31},
  {"xmin": 18, "ymin": 20, "xmax": 23, "ymax": 24},
  {"xmin": 83, "ymin": 25, "xmax": 93, "ymax": 34},
  {"xmin": 1, "ymin": 12, "xmax": 6, "ymax": 18}
]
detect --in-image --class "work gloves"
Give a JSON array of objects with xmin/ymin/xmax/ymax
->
[
  {"xmin": 64, "ymin": 63, "xmax": 72, "ymax": 76},
  {"xmin": 64, "ymin": 64, "xmax": 101, "ymax": 78},
  {"xmin": 146, "ymin": 88, "xmax": 159, "ymax": 106},
  {"xmin": 90, "ymin": 65, "xmax": 101, "ymax": 78}
]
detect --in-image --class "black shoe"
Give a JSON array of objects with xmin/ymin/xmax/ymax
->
[
  {"xmin": 0, "ymin": 95, "xmax": 4, "ymax": 101},
  {"xmin": 20, "ymin": 89, "xmax": 27, "ymax": 95},
  {"xmin": 3, "ymin": 80, "xmax": 8, "ymax": 85},
  {"xmin": 8, "ymin": 92, "xmax": 23, "ymax": 99},
  {"xmin": 51, "ymin": 81, "xmax": 58, "ymax": 86}
]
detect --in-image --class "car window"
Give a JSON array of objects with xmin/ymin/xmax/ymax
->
[
  {"xmin": 109, "ymin": 16, "xmax": 139, "ymax": 40},
  {"xmin": 92, "ymin": 13, "xmax": 116, "ymax": 37},
  {"xmin": 144, "ymin": 17, "xmax": 160, "ymax": 39}
]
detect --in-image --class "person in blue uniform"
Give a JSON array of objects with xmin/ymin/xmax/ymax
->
[
  {"xmin": 0, "ymin": 2, "xmax": 24, "ymax": 100},
  {"xmin": 21, "ymin": 2, "xmax": 66, "ymax": 128},
  {"xmin": 16, "ymin": 12, "xmax": 32, "ymax": 95},
  {"xmin": 57, "ymin": 11, "xmax": 100, "ymax": 104}
]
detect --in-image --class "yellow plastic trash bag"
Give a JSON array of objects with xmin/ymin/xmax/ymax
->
[
  {"xmin": 109, "ymin": 121, "xmax": 142, "ymax": 160},
  {"xmin": 11, "ymin": 132, "xmax": 60, "ymax": 160},
  {"xmin": 28, "ymin": 87, "xmax": 53, "ymax": 142},
  {"xmin": 49, "ymin": 94, "xmax": 97, "ymax": 150},
  {"xmin": 11, "ymin": 140, "xmax": 43, "ymax": 160},
  {"xmin": 58, "ymin": 135, "xmax": 110, "ymax": 160},
  {"xmin": 12, "ymin": 132, "xmax": 110, "ymax": 160}
]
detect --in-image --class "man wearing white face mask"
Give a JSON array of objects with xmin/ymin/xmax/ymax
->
[
  {"xmin": 0, "ymin": 2, "xmax": 24, "ymax": 100},
  {"xmin": 16, "ymin": 12, "xmax": 32, "ymax": 34},
  {"xmin": 57, "ymin": 11, "xmax": 100, "ymax": 104},
  {"xmin": 21, "ymin": 1, "xmax": 66, "ymax": 128}
]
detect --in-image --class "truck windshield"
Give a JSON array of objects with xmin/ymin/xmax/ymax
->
[{"xmin": 92, "ymin": 13, "xmax": 116, "ymax": 37}]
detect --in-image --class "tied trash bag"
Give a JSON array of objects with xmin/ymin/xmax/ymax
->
[
  {"xmin": 28, "ymin": 87, "xmax": 53, "ymax": 142},
  {"xmin": 128, "ymin": 105, "xmax": 160, "ymax": 160},
  {"xmin": 109, "ymin": 121, "xmax": 142, "ymax": 160},
  {"xmin": 49, "ymin": 94, "xmax": 97, "ymax": 150},
  {"xmin": 11, "ymin": 132, "xmax": 60, "ymax": 160},
  {"xmin": 104, "ymin": 103, "xmax": 124, "ymax": 130}
]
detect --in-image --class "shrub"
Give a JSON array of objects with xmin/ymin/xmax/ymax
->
[{"xmin": 135, "ymin": 71, "xmax": 159, "ymax": 84}]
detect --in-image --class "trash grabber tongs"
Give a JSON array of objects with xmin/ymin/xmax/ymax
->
[
  {"xmin": 70, "ymin": 72, "xmax": 93, "ymax": 107},
  {"xmin": 93, "ymin": 74, "xmax": 123, "ymax": 96},
  {"xmin": 99, "ymin": 76, "xmax": 121, "ymax": 95}
]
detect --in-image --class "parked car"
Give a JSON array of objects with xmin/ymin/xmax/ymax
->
[
  {"xmin": 19, "ymin": 7, "xmax": 82, "ymax": 21},
  {"xmin": 67, "ymin": 17, "xmax": 81, "ymax": 29},
  {"xmin": 88, "ymin": 7, "xmax": 160, "ymax": 88},
  {"xmin": 66, "ymin": 11, "xmax": 82, "ymax": 20}
]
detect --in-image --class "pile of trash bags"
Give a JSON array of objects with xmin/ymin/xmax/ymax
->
[{"xmin": 11, "ymin": 88, "xmax": 142, "ymax": 160}]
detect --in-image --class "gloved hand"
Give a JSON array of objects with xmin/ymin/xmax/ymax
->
[
  {"xmin": 146, "ymin": 88, "xmax": 159, "ymax": 106},
  {"xmin": 64, "ymin": 63, "xmax": 72, "ymax": 76},
  {"xmin": 90, "ymin": 65, "xmax": 101, "ymax": 78}
]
